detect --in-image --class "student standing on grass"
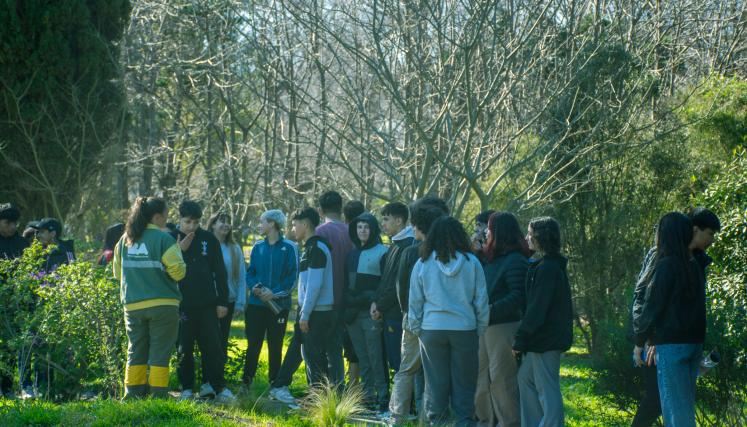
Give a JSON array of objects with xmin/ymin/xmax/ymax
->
[
  {"xmin": 632, "ymin": 212, "xmax": 711, "ymax": 427},
  {"xmin": 408, "ymin": 216, "xmax": 489, "ymax": 427},
  {"xmin": 342, "ymin": 200, "xmax": 365, "ymax": 385},
  {"xmin": 630, "ymin": 208, "xmax": 720, "ymax": 427},
  {"xmin": 171, "ymin": 201, "xmax": 235, "ymax": 403},
  {"xmin": 0, "ymin": 203, "xmax": 29, "ymax": 399},
  {"xmin": 113, "ymin": 197, "xmax": 186, "ymax": 399},
  {"xmin": 243, "ymin": 210, "xmax": 297, "ymax": 390},
  {"xmin": 315, "ymin": 191, "xmax": 354, "ymax": 385},
  {"xmin": 292, "ymin": 207, "xmax": 336, "ymax": 386},
  {"xmin": 513, "ymin": 217, "xmax": 573, "ymax": 427},
  {"xmin": 372, "ymin": 202, "xmax": 415, "ymax": 376},
  {"xmin": 207, "ymin": 213, "xmax": 247, "ymax": 366},
  {"xmin": 344, "ymin": 213, "xmax": 389, "ymax": 411},
  {"xmin": 474, "ymin": 212, "xmax": 529, "ymax": 427},
  {"xmin": 385, "ymin": 197, "xmax": 449, "ymax": 425}
]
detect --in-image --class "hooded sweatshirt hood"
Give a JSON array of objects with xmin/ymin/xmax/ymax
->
[
  {"xmin": 434, "ymin": 251, "xmax": 467, "ymax": 277},
  {"xmin": 391, "ymin": 225, "xmax": 415, "ymax": 242},
  {"xmin": 348, "ymin": 213, "xmax": 382, "ymax": 249}
]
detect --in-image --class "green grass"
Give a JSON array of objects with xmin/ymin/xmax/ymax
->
[{"xmin": 0, "ymin": 322, "xmax": 635, "ymax": 426}]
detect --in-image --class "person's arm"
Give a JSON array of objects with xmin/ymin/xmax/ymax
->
[
  {"xmin": 397, "ymin": 247, "xmax": 417, "ymax": 311},
  {"xmin": 210, "ymin": 236, "xmax": 229, "ymax": 307},
  {"xmin": 113, "ymin": 240, "xmax": 122, "ymax": 281},
  {"xmin": 161, "ymin": 241, "xmax": 186, "ymax": 282},
  {"xmin": 245, "ymin": 245, "xmax": 260, "ymax": 289},
  {"xmin": 272, "ymin": 243, "xmax": 299, "ymax": 299},
  {"xmin": 633, "ymin": 258, "xmax": 675, "ymax": 346},
  {"xmin": 375, "ymin": 249, "xmax": 400, "ymax": 313},
  {"xmin": 513, "ymin": 261, "xmax": 558, "ymax": 351},
  {"xmin": 235, "ymin": 245, "xmax": 247, "ymax": 312},
  {"xmin": 489, "ymin": 256, "xmax": 528, "ymax": 323},
  {"xmin": 407, "ymin": 261, "xmax": 425, "ymax": 335},
  {"xmin": 472, "ymin": 260, "xmax": 490, "ymax": 337},
  {"xmin": 299, "ymin": 245, "xmax": 327, "ymax": 322}
]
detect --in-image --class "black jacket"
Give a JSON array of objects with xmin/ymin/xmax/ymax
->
[
  {"xmin": 632, "ymin": 254, "xmax": 707, "ymax": 346},
  {"xmin": 42, "ymin": 239, "xmax": 76, "ymax": 273},
  {"xmin": 0, "ymin": 233, "xmax": 29, "ymax": 260},
  {"xmin": 374, "ymin": 232, "xmax": 415, "ymax": 320},
  {"xmin": 513, "ymin": 254, "xmax": 573, "ymax": 353},
  {"xmin": 483, "ymin": 250, "xmax": 528, "ymax": 325},
  {"xmin": 396, "ymin": 242, "xmax": 421, "ymax": 314},
  {"xmin": 171, "ymin": 227, "xmax": 229, "ymax": 308}
]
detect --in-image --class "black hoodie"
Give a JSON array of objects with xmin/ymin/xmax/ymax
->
[
  {"xmin": 344, "ymin": 214, "xmax": 388, "ymax": 320},
  {"xmin": 171, "ymin": 227, "xmax": 229, "ymax": 308},
  {"xmin": 42, "ymin": 239, "xmax": 76, "ymax": 273},
  {"xmin": 374, "ymin": 226, "xmax": 416, "ymax": 320},
  {"xmin": 513, "ymin": 254, "xmax": 573, "ymax": 353}
]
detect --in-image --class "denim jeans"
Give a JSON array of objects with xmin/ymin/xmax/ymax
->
[{"xmin": 656, "ymin": 343, "xmax": 702, "ymax": 427}]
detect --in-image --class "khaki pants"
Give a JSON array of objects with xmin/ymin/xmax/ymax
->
[
  {"xmin": 389, "ymin": 318, "xmax": 423, "ymax": 421},
  {"xmin": 124, "ymin": 305, "xmax": 179, "ymax": 398},
  {"xmin": 475, "ymin": 322, "xmax": 521, "ymax": 427}
]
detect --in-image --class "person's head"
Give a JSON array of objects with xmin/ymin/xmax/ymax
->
[
  {"xmin": 410, "ymin": 197, "xmax": 449, "ymax": 241},
  {"xmin": 291, "ymin": 207, "xmax": 321, "ymax": 242},
  {"xmin": 343, "ymin": 201, "xmax": 365, "ymax": 224},
  {"xmin": 259, "ymin": 209, "xmax": 286, "ymax": 237},
  {"xmin": 125, "ymin": 197, "xmax": 168, "ymax": 245},
  {"xmin": 32, "ymin": 218, "xmax": 63, "ymax": 246},
  {"xmin": 348, "ymin": 213, "xmax": 382, "ymax": 249},
  {"xmin": 527, "ymin": 216, "xmax": 562, "ymax": 256},
  {"xmin": 318, "ymin": 191, "xmax": 343, "ymax": 218},
  {"xmin": 380, "ymin": 202, "xmax": 409, "ymax": 237},
  {"xmin": 178, "ymin": 200, "xmax": 202, "ymax": 234},
  {"xmin": 103, "ymin": 223, "xmax": 125, "ymax": 250},
  {"xmin": 207, "ymin": 212, "xmax": 235, "ymax": 244},
  {"xmin": 0, "ymin": 203, "xmax": 21, "ymax": 238},
  {"xmin": 474, "ymin": 210, "xmax": 495, "ymax": 241},
  {"xmin": 484, "ymin": 212, "xmax": 530, "ymax": 261},
  {"xmin": 420, "ymin": 216, "xmax": 472, "ymax": 262},
  {"xmin": 688, "ymin": 207, "xmax": 721, "ymax": 251},
  {"xmin": 656, "ymin": 212, "xmax": 694, "ymax": 259}
]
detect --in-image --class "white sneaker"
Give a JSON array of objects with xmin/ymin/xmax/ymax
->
[
  {"xmin": 20, "ymin": 386, "xmax": 37, "ymax": 400},
  {"xmin": 268, "ymin": 386, "xmax": 296, "ymax": 404},
  {"xmin": 215, "ymin": 388, "xmax": 236, "ymax": 404},
  {"xmin": 198, "ymin": 383, "xmax": 216, "ymax": 399},
  {"xmin": 179, "ymin": 389, "xmax": 194, "ymax": 400}
]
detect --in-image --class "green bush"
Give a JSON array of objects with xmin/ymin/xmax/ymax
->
[{"xmin": 0, "ymin": 243, "xmax": 126, "ymax": 398}]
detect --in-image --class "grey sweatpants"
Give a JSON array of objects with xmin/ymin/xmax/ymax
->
[
  {"xmin": 348, "ymin": 311, "xmax": 388, "ymax": 406},
  {"xmin": 419, "ymin": 329, "xmax": 479, "ymax": 427},
  {"xmin": 517, "ymin": 351, "xmax": 564, "ymax": 427}
]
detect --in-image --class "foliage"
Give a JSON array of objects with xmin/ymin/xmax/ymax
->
[
  {"xmin": 0, "ymin": 243, "xmax": 126, "ymax": 398},
  {"xmin": 301, "ymin": 379, "xmax": 366, "ymax": 427}
]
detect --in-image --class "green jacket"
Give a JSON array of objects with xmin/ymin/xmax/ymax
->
[{"xmin": 113, "ymin": 224, "xmax": 186, "ymax": 311}]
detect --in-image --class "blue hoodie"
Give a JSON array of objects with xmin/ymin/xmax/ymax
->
[{"xmin": 246, "ymin": 236, "xmax": 298, "ymax": 311}]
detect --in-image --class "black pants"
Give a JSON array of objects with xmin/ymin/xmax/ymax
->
[
  {"xmin": 632, "ymin": 364, "xmax": 662, "ymax": 427},
  {"xmin": 177, "ymin": 305, "xmax": 226, "ymax": 391},
  {"xmin": 243, "ymin": 304, "xmax": 288, "ymax": 384},
  {"xmin": 216, "ymin": 302, "xmax": 235, "ymax": 364},
  {"xmin": 272, "ymin": 320, "xmax": 304, "ymax": 388},
  {"xmin": 303, "ymin": 310, "xmax": 337, "ymax": 387}
]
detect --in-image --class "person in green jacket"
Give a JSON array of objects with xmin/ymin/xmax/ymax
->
[{"xmin": 113, "ymin": 196, "xmax": 186, "ymax": 399}]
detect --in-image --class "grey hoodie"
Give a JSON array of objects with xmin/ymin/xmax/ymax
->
[{"xmin": 408, "ymin": 251, "xmax": 489, "ymax": 336}]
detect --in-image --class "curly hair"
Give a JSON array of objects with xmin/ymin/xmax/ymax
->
[
  {"xmin": 528, "ymin": 216, "xmax": 561, "ymax": 255},
  {"xmin": 420, "ymin": 216, "xmax": 472, "ymax": 263}
]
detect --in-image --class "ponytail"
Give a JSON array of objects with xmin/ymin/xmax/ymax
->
[{"xmin": 125, "ymin": 196, "xmax": 167, "ymax": 245}]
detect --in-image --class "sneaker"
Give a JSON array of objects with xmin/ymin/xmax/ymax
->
[
  {"xmin": 215, "ymin": 388, "xmax": 236, "ymax": 404},
  {"xmin": 198, "ymin": 383, "xmax": 216, "ymax": 399},
  {"xmin": 268, "ymin": 386, "xmax": 296, "ymax": 404},
  {"xmin": 179, "ymin": 389, "xmax": 194, "ymax": 400},
  {"xmin": 20, "ymin": 386, "xmax": 37, "ymax": 400}
]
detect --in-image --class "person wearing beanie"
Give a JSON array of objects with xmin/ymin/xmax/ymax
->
[{"xmin": 243, "ymin": 209, "xmax": 298, "ymax": 389}]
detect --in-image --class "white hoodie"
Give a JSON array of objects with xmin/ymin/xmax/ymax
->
[{"xmin": 407, "ymin": 251, "xmax": 489, "ymax": 336}]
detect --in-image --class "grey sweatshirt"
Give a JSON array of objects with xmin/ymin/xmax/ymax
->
[{"xmin": 408, "ymin": 251, "xmax": 489, "ymax": 336}]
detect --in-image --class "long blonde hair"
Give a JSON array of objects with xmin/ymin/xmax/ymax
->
[{"xmin": 207, "ymin": 212, "xmax": 241, "ymax": 282}]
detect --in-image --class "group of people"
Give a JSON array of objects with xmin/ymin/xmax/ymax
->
[{"xmin": 0, "ymin": 194, "xmax": 719, "ymax": 427}]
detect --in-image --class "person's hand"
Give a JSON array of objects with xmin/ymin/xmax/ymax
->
[
  {"xmin": 646, "ymin": 345, "xmax": 657, "ymax": 367},
  {"xmin": 370, "ymin": 302, "xmax": 381, "ymax": 320},
  {"xmin": 259, "ymin": 288, "xmax": 275, "ymax": 302},
  {"xmin": 216, "ymin": 306, "xmax": 228, "ymax": 319},
  {"xmin": 233, "ymin": 308, "xmax": 243, "ymax": 319},
  {"xmin": 177, "ymin": 232, "xmax": 195, "ymax": 252},
  {"xmin": 512, "ymin": 349, "xmax": 521, "ymax": 357},
  {"xmin": 633, "ymin": 345, "xmax": 644, "ymax": 367},
  {"xmin": 299, "ymin": 320, "xmax": 309, "ymax": 333},
  {"xmin": 252, "ymin": 284, "xmax": 263, "ymax": 296}
]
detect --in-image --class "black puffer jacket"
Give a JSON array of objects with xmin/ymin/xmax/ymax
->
[
  {"xmin": 483, "ymin": 250, "xmax": 528, "ymax": 325},
  {"xmin": 513, "ymin": 254, "xmax": 573, "ymax": 353}
]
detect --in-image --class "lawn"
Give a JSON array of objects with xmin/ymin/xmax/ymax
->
[{"xmin": 0, "ymin": 320, "xmax": 635, "ymax": 426}]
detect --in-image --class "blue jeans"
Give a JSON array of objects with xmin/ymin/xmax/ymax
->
[{"xmin": 656, "ymin": 343, "xmax": 702, "ymax": 427}]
